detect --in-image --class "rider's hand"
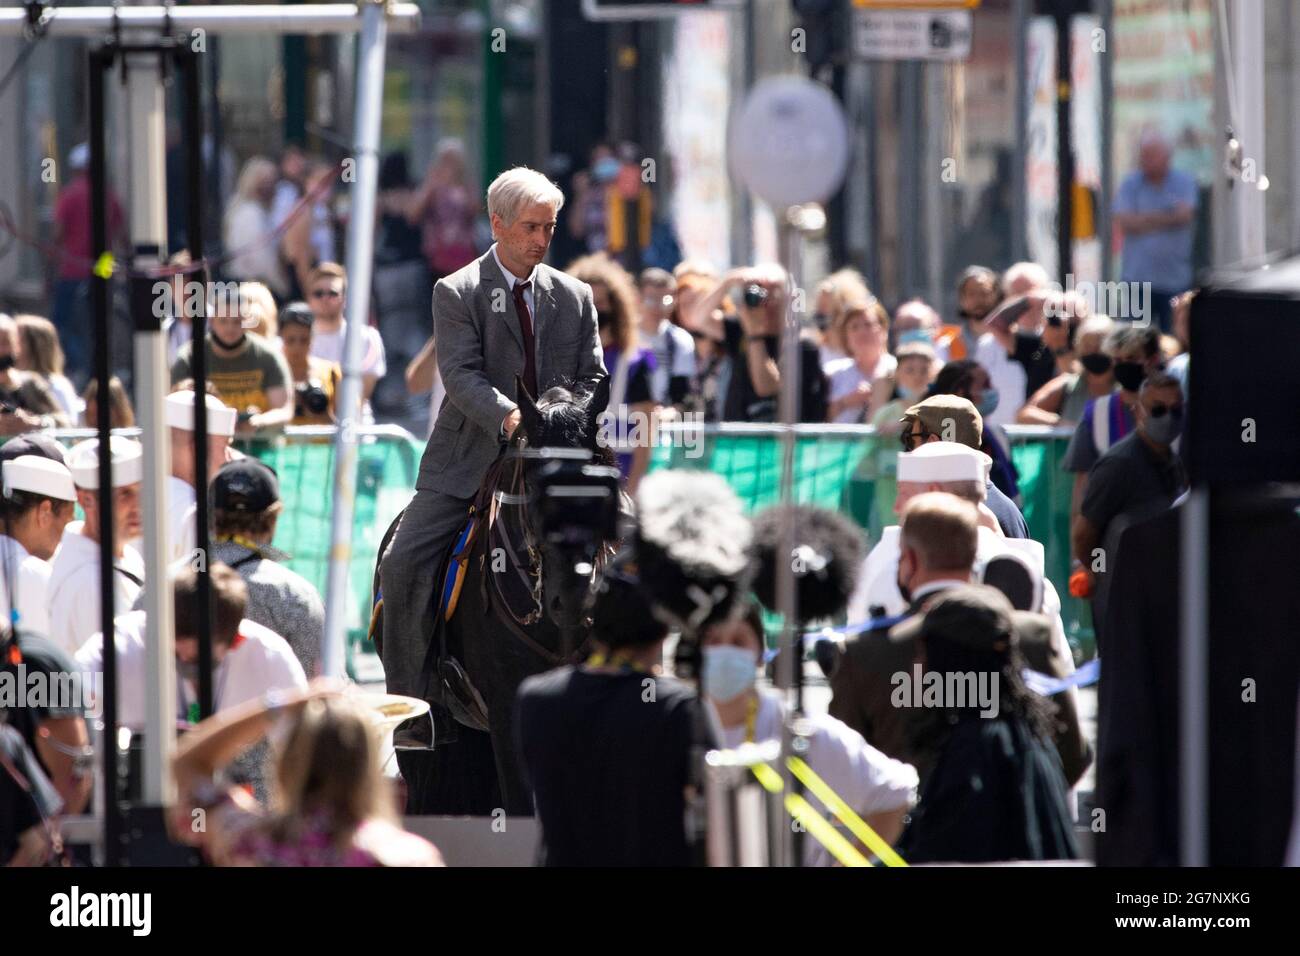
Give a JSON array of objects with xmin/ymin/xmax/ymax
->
[{"xmin": 502, "ymin": 407, "xmax": 522, "ymax": 440}]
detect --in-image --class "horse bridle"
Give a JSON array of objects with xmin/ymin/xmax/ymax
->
[{"xmin": 476, "ymin": 433, "xmax": 610, "ymax": 666}]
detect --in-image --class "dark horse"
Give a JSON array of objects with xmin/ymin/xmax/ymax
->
[{"xmin": 375, "ymin": 375, "xmax": 619, "ymax": 816}]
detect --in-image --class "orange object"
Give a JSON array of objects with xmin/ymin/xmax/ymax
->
[{"xmin": 1069, "ymin": 567, "xmax": 1094, "ymax": 599}]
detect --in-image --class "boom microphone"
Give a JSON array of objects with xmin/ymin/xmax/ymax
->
[
  {"xmin": 633, "ymin": 470, "xmax": 753, "ymax": 634},
  {"xmin": 749, "ymin": 504, "xmax": 865, "ymax": 623}
]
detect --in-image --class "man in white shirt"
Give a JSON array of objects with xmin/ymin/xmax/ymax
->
[
  {"xmin": 306, "ymin": 261, "xmax": 387, "ymax": 418},
  {"xmin": 45, "ymin": 437, "xmax": 146, "ymax": 656},
  {"xmin": 845, "ymin": 443, "xmax": 1075, "ymax": 674},
  {"xmin": 127, "ymin": 388, "xmax": 238, "ymax": 564},
  {"xmin": 75, "ymin": 562, "xmax": 306, "ymax": 798},
  {"xmin": 0, "ymin": 455, "xmax": 77, "ymax": 635},
  {"xmin": 637, "ymin": 268, "xmax": 694, "ymax": 408},
  {"xmin": 74, "ymin": 562, "xmax": 306, "ymax": 729}
]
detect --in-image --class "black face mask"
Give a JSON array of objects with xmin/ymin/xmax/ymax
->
[
  {"xmin": 213, "ymin": 330, "xmax": 247, "ymax": 351},
  {"xmin": 596, "ymin": 309, "xmax": 614, "ymax": 332},
  {"xmin": 1080, "ymin": 353, "xmax": 1113, "ymax": 376},
  {"xmin": 1114, "ymin": 361, "xmax": 1146, "ymax": 392},
  {"xmin": 0, "ymin": 354, "xmax": 14, "ymax": 372}
]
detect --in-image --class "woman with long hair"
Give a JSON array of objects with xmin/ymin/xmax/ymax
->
[
  {"xmin": 173, "ymin": 682, "xmax": 443, "ymax": 866},
  {"xmin": 408, "ymin": 138, "xmax": 479, "ymax": 281},
  {"xmin": 566, "ymin": 252, "xmax": 657, "ymax": 494},
  {"xmin": 15, "ymin": 314, "xmax": 82, "ymax": 419},
  {"xmin": 224, "ymin": 157, "xmax": 288, "ymax": 298}
]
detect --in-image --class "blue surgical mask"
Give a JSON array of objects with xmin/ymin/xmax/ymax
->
[
  {"xmin": 977, "ymin": 387, "xmax": 1000, "ymax": 417},
  {"xmin": 897, "ymin": 383, "xmax": 924, "ymax": 402},
  {"xmin": 593, "ymin": 157, "xmax": 621, "ymax": 182},
  {"xmin": 702, "ymin": 645, "xmax": 758, "ymax": 703}
]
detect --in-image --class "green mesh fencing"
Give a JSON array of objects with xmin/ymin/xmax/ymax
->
[
  {"xmin": 237, "ymin": 433, "xmax": 421, "ymax": 675},
  {"xmin": 647, "ymin": 427, "xmax": 1092, "ymax": 659},
  {"xmin": 30, "ymin": 423, "xmax": 1088, "ymax": 676}
]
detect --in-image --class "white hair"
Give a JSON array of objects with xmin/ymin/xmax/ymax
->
[
  {"xmin": 1076, "ymin": 315, "xmax": 1116, "ymax": 343},
  {"xmin": 1002, "ymin": 261, "xmax": 1051, "ymax": 295},
  {"xmin": 486, "ymin": 166, "xmax": 564, "ymax": 228}
]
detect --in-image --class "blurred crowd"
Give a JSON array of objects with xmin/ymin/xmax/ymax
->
[{"xmin": 0, "ymin": 143, "xmax": 1201, "ymax": 869}]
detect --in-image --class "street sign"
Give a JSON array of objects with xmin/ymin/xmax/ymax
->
[
  {"xmin": 728, "ymin": 76, "xmax": 850, "ymax": 208},
  {"xmin": 582, "ymin": 0, "xmax": 742, "ymax": 20},
  {"xmin": 852, "ymin": 9, "xmax": 973, "ymax": 61}
]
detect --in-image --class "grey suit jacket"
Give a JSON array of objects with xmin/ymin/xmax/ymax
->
[{"xmin": 420, "ymin": 248, "xmax": 607, "ymax": 495}]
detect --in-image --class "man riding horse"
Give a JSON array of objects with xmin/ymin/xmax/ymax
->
[{"xmin": 379, "ymin": 167, "xmax": 607, "ymax": 797}]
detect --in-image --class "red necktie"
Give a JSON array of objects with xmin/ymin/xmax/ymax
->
[{"xmin": 512, "ymin": 279, "xmax": 538, "ymax": 398}]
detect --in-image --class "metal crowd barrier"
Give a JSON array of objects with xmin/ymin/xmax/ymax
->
[
  {"xmin": 39, "ymin": 420, "xmax": 1092, "ymax": 675},
  {"xmin": 44, "ymin": 425, "xmax": 420, "ymax": 680}
]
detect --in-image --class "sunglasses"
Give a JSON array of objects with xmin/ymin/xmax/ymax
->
[
  {"xmin": 900, "ymin": 427, "xmax": 932, "ymax": 451},
  {"xmin": 1149, "ymin": 403, "xmax": 1184, "ymax": 419},
  {"xmin": 311, "ymin": 289, "xmax": 341, "ymax": 299}
]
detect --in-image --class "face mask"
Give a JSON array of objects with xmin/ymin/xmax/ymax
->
[
  {"xmin": 176, "ymin": 660, "xmax": 199, "ymax": 686},
  {"xmin": 1114, "ymin": 361, "xmax": 1146, "ymax": 392},
  {"xmin": 897, "ymin": 383, "xmax": 924, "ymax": 402},
  {"xmin": 976, "ymin": 387, "xmax": 1000, "ymax": 418},
  {"xmin": 1143, "ymin": 407, "xmax": 1184, "ymax": 445},
  {"xmin": 596, "ymin": 309, "xmax": 614, "ymax": 331},
  {"xmin": 214, "ymin": 330, "xmax": 247, "ymax": 351},
  {"xmin": 0, "ymin": 354, "xmax": 14, "ymax": 372},
  {"xmin": 897, "ymin": 328, "xmax": 933, "ymax": 347},
  {"xmin": 593, "ymin": 157, "xmax": 621, "ymax": 183},
  {"xmin": 1079, "ymin": 353, "xmax": 1113, "ymax": 376},
  {"xmin": 702, "ymin": 645, "xmax": 758, "ymax": 703}
]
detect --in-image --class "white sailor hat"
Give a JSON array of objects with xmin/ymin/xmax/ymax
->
[
  {"xmin": 66, "ymin": 436, "xmax": 144, "ymax": 490},
  {"xmin": 165, "ymin": 390, "xmax": 238, "ymax": 437},
  {"xmin": 897, "ymin": 441, "xmax": 987, "ymax": 484},
  {"xmin": 1, "ymin": 455, "xmax": 77, "ymax": 502}
]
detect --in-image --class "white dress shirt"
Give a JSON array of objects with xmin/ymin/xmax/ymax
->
[
  {"xmin": 45, "ymin": 522, "xmax": 145, "ymax": 657},
  {"xmin": 0, "ymin": 534, "xmax": 54, "ymax": 636},
  {"xmin": 490, "ymin": 243, "xmax": 536, "ymax": 315},
  {"xmin": 75, "ymin": 611, "xmax": 307, "ymax": 730}
]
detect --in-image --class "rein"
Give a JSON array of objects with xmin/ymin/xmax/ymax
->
[{"xmin": 473, "ymin": 435, "xmax": 607, "ymax": 667}]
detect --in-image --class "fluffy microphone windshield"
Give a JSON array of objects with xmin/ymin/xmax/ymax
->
[
  {"xmin": 750, "ymin": 505, "xmax": 865, "ymax": 622},
  {"xmin": 634, "ymin": 470, "xmax": 753, "ymax": 632}
]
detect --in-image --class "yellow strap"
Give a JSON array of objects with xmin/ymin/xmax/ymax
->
[
  {"xmin": 788, "ymin": 756, "xmax": 908, "ymax": 868},
  {"xmin": 750, "ymin": 763, "xmax": 871, "ymax": 868}
]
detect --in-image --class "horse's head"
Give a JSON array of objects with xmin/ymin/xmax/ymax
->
[{"xmin": 511, "ymin": 375, "xmax": 615, "ymax": 631}]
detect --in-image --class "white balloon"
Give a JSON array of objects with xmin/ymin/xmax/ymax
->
[{"xmin": 728, "ymin": 76, "xmax": 850, "ymax": 208}]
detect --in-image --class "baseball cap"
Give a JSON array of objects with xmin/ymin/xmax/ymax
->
[
  {"xmin": 890, "ymin": 584, "xmax": 1018, "ymax": 657},
  {"xmin": 901, "ymin": 394, "xmax": 983, "ymax": 450},
  {"xmin": 210, "ymin": 459, "xmax": 279, "ymax": 513}
]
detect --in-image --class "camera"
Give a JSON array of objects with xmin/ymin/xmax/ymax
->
[
  {"xmin": 295, "ymin": 379, "xmax": 329, "ymax": 417},
  {"xmin": 529, "ymin": 450, "xmax": 622, "ymax": 561},
  {"xmin": 743, "ymin": 284, "xmax": 768, "ymax": 310}
]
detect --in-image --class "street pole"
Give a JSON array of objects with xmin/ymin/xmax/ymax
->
[
  {"xmin": 1054, "ymin": 3, "xmax": 1074, "ymax": 285},
  {"xmin": 322, "ymin": 0, "xmax": 390, "ymax": 678},
  {"xmin": 123, "ymin": 37, "xmax": 177, "ymax": 807}
]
